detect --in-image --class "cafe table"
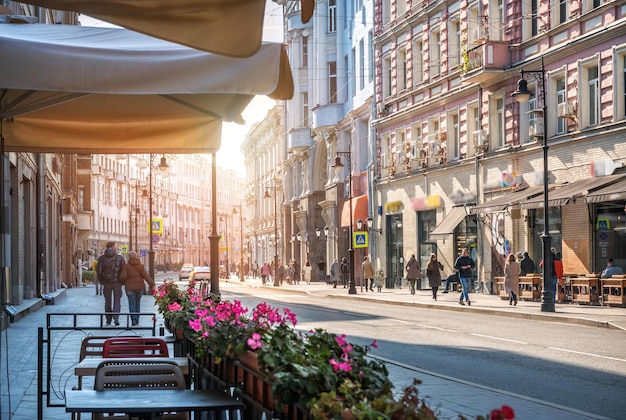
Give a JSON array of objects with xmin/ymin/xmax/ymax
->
[{"xmin": 65, "ymin": 389, "xmax": 245, "ymax": 418}]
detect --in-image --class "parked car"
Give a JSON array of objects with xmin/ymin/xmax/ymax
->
[
  {"xmin": 179, "ymin": 263, "xmax": 194, "ymax": 280},
  {"xmin": 189, "ymin": 266, "xmax": 211, "ymax": 282}
]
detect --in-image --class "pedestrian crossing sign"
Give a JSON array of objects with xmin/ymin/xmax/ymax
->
[
  {"xmin": 147, "ymin": 218, "xmax": 163, "ymax": 234},
  {"xmin": 353, "ymin": 231, "xmax": 368, "ymax": 249}
]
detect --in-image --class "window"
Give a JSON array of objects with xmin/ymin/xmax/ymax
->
[
  {"xmin": 383, "ymin": 55, "xmax": 392, "ymax": 97},
  {"xmin": 413, "ymin": 39, "xmax": 423, "ymax": 84},
  {"xmin": 556, "ymin": 77, "xmax": 567, "ymax": 134},
  {"xmin": 397, "ymin": 0, "xmax": 406, "ymax": 17},
  {"xmin": 359, "ymin": 39, "xmax": 365, "ymax": 89},
  {"xmin": 489, "ymin": 93, "xmax": 505, "ymax": 148},
  {"xmin": 430, "ymin": 29, "xmax": 441, "ymax": 76},
  {"xmin": 449, "ymin": 17, "xmax": 461, "ymax": 68},
  {"xmin": 302, "ymin": 92, "xmax": 309, "ymax": 127},
  {"xmin": 329, "ymin": 61, "xmax": 337, "ymax": 103},
  {"xmin": 351, "ymin": 49, "xmax": 356, "ymax": 96},
  {"xmin": 397, "ymin": 47, "xmax": 407, "ymax": 91},
  {"xmin": 410, "ymin": 123, "xmax": 422, "ymax": 159},
  {"xmin": 466, "ymin": 104, "xmax": 480, "ymax": 155},
  {"xmin": 553, "ymin": 0, "xmax": 568, "ymax": 26},
  {"xmin": 490, "ymin": 0, "xmax": 504, "ymax": 41},
  {"xmin": 301, "ymin": 36, "xmax": 308, "ymax": 67},
  {"xmin": 619, "ymin": 53, "xmax": 626, "ymax": 120},
  {"xmin": 449, "ymin": 112, "xmax": 460, "ymax": 159},
  {"xmin": 78, "ymin": 186, "xmax": 85, "ymax": 211},
  {"xmin": 328, "ymin": 0, "xmax": 337, "ymax": 33},
  {"xmin": 418, "ymin": 210, "xmax": 437, "ymax": 244},
  {"xmin": 368, "ymin": 31, "xmax": 374, "ymax": 82},
  {"xmin": 580, "ymin": 62, "xmax": 600, "ymax": 127},
  {"xmin": 531, "ymin": 0, "xmax": 539, "ymax": 37},
  {"xmin": 382, "ymin": 0, "xmax": 391, "ymax": 26}
]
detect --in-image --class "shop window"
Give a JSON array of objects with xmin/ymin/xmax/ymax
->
[
  {"xmin": 593, "ymin": 204, "xmax": 626, "ymax": 273},
  {"xmin": 529, "ymin": 208, "xmax": 562, "ymax": 266}
]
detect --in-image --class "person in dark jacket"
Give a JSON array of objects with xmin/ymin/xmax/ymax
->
[
  {"xmin": 454, "ymin": 248, "xmax": 475, "ymax": 306},
  {"xmin": 426, "ymin": 253, "xmax": 444, "ymax": 300},
  {"xmin": 122, "ymin": 251, "xmax": 155, "ymax": 326},
  {"xmin": 519, "ymin": 252, "xmax": 535, "ymax": 276},
  {"xmin": 96, "ymin": 241, "xmax": 126, "ymax": 326}
]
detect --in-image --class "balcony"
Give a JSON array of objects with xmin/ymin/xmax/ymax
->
[
  {"xmin": 461, "ymin": 40, "xmax": 511, "ymax": 84},
  {"xmin": 76, "ymin": 211, "xmax": 93, "ymax": 231},
  {"xmin": 288, "ymin": 127, "xmax": 314, "ymax": 152},
  {"xmin": 311, "ymin": 103, "xmax": 344, "ymax": 130}
]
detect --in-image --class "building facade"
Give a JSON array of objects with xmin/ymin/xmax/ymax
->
[{"xmin": 372, "ymin": 0, "xmax": 626, "ymax": 289}]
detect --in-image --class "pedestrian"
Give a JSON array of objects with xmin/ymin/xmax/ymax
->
[
  {"xmin": 504, "ymin": 253, "xmax": 520, "ymax": 306},
  {"xmin": 96, "ymin": 241, "xmax": 127, "ymax": 326},
  {"xmin": 519, "ymin": 252, "xmax": 535, "ymax": 276},
  {"xmin": 340, "ymin": 257, "xmax": 349, "ymax": 288},
  {"xmin": 92, "ymin": 258, "xmax": 102, "ymax": 295},
  {"xmin": 540, "ymin": 248, "xmax": 563, "ymax": 301},
  {"xmin": 601, "ymin": 258, "xmax": 624, "ymax": 278},
  {"xmin": 317, "ymin": 257, "xmax": 326, "ymax": 283},
  {"xmin": 303, "ymin": 260, "xmax": 312, "ymax": 284},
  {"xmin": 330, "ymin": 258, "xmax": 340, "ymax": 288},
  {"xmin": 260, "ymin": 262, "xmax": 270, "ymax": 285},
  {"xmin": 362, "ymin": 255, "xmax": 375, "ymax": 292},
  {"xmin": 441, "ymin": 270, "xmax": 459, "ymax": 293},
  {"xmin": 454, "ymin": 247, "xmax": 475, "ymax": 306},
  {"xmin": 405, "ymin": 254, "xmax": 421, "ymax": 295},
  {"xmin": 277, "ymin": 261, "xmax": 285, "ymax": 285},
  {"xmin": 426, "ymin": 253, "xmax": 444, "ymax": 301},
  {"xmin": 292, "ymin": 260, "xmax": 300, "ymax": 285},
  {"xmin": 252, "ymin": 261, "xmax": 259, "ymax": 279},
  {"xmin": 122, "ymin": 251, "xmax": 155, "ymax": 326},
  {"xmin": 375, "ymin": 270, "xmax": 384, "ymax": 292}
]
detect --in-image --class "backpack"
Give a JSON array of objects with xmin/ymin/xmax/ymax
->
[
  {"xmin": 98, "ymin": 255, "xmax": 120, "ymax": 284},
  {"xmin": 341, "ymin": 262, "xmax": 349, "ymax": 274}
]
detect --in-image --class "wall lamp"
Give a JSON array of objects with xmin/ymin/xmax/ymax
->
[
  {"xmin": 365, "ymin": 217, "xmax": 382, "ymax": 234},
  {"xmin": 315, "ymin": 226, "xmax": 329, "ymax": 239}
]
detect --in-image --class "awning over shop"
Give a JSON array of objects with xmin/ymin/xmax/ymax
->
[
  {"xmin": 340, "ymin": 195, "xmax": 368, "ymax": 228},
  {"xmin": 0, "ymin": 24, "xmax": 293, "ymax": 154},
  {"xmin": 519, "ymin": 175, "xmax": 625, "ymax": 209},
  {"xmin": 470, "ymin": 186, "xmax": 546, "ymax": 214},
  {"xmin": 15, "ymin": 0, "xmax": 315, "ymax": 58},
  {"xmin": 430, "ymin": 206, "xmax": 468, "ymax": 236},
  {"xmin": 585, "ymin": 177, "xmax": 626, "ymax": 203}
]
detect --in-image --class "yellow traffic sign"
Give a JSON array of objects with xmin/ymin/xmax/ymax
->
[
  {"xmin": 147, "ymin": 218, "xmax": 163, "ymax": 234},
  {"xmin": 353, "ymin": 231, "xmax": 368, "ymax": 249},
  {"xmin": 120, "ymin": 245, "xmax": 128, "ymax": 254}
]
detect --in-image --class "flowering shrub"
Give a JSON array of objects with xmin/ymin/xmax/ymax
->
[
  {"xmin": 153, "ymin": 279, "xmax": 200, "ymax": 337},
  {"xmin": 188, "ymin": 298, "xmax": 298, "ymax": 363},
  {"xmin": 157, "ymin": 286, "xmax": 515, "ymax": 419}
]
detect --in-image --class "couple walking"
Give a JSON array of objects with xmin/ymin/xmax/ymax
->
[
  {"xmin": 405, "ymin": 253, "xmax": 445, "ymax": 300},
  {"xmin": 96, "ymin": 241, "xmax": 155, "ymax": 326}
]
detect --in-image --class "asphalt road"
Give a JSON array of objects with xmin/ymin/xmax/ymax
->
[{"xmin": 217, "ymin": 282, "xmax": 626, "ymax": 419}]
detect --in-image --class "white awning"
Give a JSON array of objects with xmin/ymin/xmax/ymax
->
[
  {"xmin": 12, "ymin": 0, "xmax": 315, "ymax": 58},
  {"xmin": 430, "ymin": 207, "xmax": 468, "ymax": 236},
  {"xmin": 0, "ymin": 24, "xmax": 293, "ymax": 154},
  {"xmin": 520, "ymin": 175, "xmax": 625, "ymax": 209}
]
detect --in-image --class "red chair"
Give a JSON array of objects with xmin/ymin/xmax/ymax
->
[{"xmin": 102, "ymin": 337, "xmax": 169, "ymax": 358}]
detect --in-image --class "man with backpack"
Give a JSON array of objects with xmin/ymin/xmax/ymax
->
[
  {"xmin": 340, "ymin": 257, "xmax": 349, "ymax": 288},
  {"xmin": 96, "ymin": 241, "xmax": 127, "ymax": 326}
]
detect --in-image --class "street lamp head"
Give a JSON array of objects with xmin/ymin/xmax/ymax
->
[
  {"xmin": 366, "ymin": 216, "xmax": 373, "ymax": 229},
  {"xmin": 296, "ymin": 232, "xmax": 302, "ymax": 242},
  {"xmin": 323, "ymin": 225, "xmax": 329, "ymax": 237},
  {"xmin": 356, "ymin": 219, "xmax": 363, "ymax": 230},
  {"xmin": 332, "ymin": 155, "xmax": 345, "ymax": 179},
  {"xmin": 157, "ymin": 156, "xmax": 169, "ymax": 171},
  {"xmin": 512, "ymin": 78, "xmax": 532, "ymax": 103},
  {"xmin": 315, "ymin": 228, "xmax": 321, "ymax": 238}
]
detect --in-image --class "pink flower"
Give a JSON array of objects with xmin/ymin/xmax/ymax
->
[
  {"xmin": 167, "ymin": 302, "xmax": 182, "ymax": 311},
  {"xmin": 247, "ymin": 332, "xmax": 262, "ymax": 350},
  {"xmin": 330, "ymin": 359, "xmax": 352, "ymax": 372},
  {"xmin": 371, "ymin": 339, "xmax": 378, "ymax": 348}
]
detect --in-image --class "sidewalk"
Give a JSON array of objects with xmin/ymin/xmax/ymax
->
[
  {"xmin": 1, "ymin": 274, "xmax": 622, "ymax": 419},
  {"xmin": 226, "ymin": 275, "xmax": 626, "ymax": 331}
]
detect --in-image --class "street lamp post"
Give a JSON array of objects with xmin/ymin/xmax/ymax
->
[
  {"xmin": 143, "ymin": 154, "xmax": 169, "ymax": 282},
  {"xmin": 233, "ymin": 205, "xmax": 245, "ymax": 282},
  {"xmin": 333, "ymin": 151, "xmax": 357, "ymax": 295},
  {"xmin": 512, "ymin": 56, "xmax": 554, "ymax": 313},
  {"xmin": 264, "ymin": 186, "xmax": 279, "ymax": 287}
]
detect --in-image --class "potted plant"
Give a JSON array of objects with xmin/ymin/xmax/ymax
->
[{"xmin": 154, "ymin": 279, "xmax": 198, "ymax": 338}]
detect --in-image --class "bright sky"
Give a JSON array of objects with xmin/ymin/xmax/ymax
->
[{"xmin": 80, "ymin": 3, "xmax": 285, "ymax": 179}]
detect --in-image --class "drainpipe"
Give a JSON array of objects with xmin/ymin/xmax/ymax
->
[{"xmin": 37, "ymin": 154, "xmax": 47, "ymax": 295}]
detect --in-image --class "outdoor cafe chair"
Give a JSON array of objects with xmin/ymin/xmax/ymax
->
[
  {"xmin": 92, "ymin": 362, "xmax": 188, "ymax": 420},
  {"xmin": 102, "ymin": 337, "xmax": 169, "ymax": 358}
]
